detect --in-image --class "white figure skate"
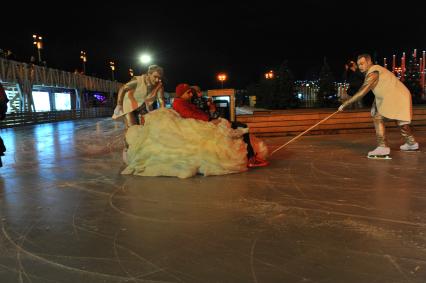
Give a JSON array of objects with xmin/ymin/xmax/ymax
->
[
  {"xmin": 367, "ymin": 146, "xmax": 391, "ymax": 160},
  {"xmin": 400, "ymin": 142, "xmax": 419, "ymax": 152}
]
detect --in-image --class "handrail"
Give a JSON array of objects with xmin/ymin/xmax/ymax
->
[{"xmin": 0, "ymin": 108, "xmax": 113, "ymax": 128}]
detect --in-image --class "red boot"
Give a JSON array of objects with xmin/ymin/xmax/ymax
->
[{"xmin": 247, "ymin": 155, "xmax": 269, "ymax": 168}]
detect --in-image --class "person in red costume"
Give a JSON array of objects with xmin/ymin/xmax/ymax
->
[
  {"xmin": 173, "ymin": 83, "xmax": 268, "ymax": 168},
  {"xmin": 172, "ymin": 83, "xmax": 211, "ymax": 121}
]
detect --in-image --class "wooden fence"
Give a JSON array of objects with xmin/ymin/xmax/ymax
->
[{"xmin": 237, "ymin": 106, "xmax": 426, "ymax": 136}]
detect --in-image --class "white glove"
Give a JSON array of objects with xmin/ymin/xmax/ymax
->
[{"xmin": 338, "ymin": 104, "xmax": 345, "ymax": 112}]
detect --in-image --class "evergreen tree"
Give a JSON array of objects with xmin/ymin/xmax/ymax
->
[
  {"xmin": 246, "ymin": 61, "xmax": 300, "ymax": 109},
  {"xmin": 272, "ymin": 61, "xmax": 298, "ymax": 109},
  {"xmin": 317, "ymin": 57, "xmax": 337, "ymax": 107},
  {"xmin": 247, "ymin": 74, "xmax": 275, "ymax": 109},
  {"xmin": 246, "ymin": 82, "xmax": 272, "ymax": 108}
]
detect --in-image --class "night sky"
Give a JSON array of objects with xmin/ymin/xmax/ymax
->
[{"xmin": 2, "ymin": 1, "xmax": 425, "ymax": 91}]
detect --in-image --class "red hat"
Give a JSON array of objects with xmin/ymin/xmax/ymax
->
[{"xmin": 175, "ymin": 83, "xmax": 191, "ymax": 97}]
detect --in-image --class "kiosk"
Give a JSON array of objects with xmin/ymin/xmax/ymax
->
[{"xmin": 207, "ymin": 89, "xmax": 236, "ymax": 122}]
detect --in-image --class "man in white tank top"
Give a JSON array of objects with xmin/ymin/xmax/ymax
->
[
  {"xmin": 112, "ymin": 65, "xmax": 165, "ymax": 164},
  {"xmin": 112, "ymin": 65, "xmax": 165, "ymax": 126},
  {"xmin": 338, "ymin": 54, "xmax": 419, "ymax": 158}
]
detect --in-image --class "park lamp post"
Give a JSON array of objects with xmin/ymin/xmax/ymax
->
[
  {"xmin": 217, "ymin": 73, "xmax": 227, "ymax": 88},
  {"xmin": 109, "ymin": 61, "xmax": 115, "ymax": 81},
  {"xmin": 32, "ymin": 34, "xmax": 43, "ymax": 63},
  {"xmin": 265, "ymin": 70, "xmax": 274, "ymax": 79},
  {"xmin": 80, "ymin": 51, "xmax": 87, "ymax": 74}
]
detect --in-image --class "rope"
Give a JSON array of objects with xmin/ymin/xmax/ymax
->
[{"xmin": 270, "ymin": 110, "xmax": 340, "ymax": 156}]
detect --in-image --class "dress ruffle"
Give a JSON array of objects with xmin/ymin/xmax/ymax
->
[{"xmin": 122, "ymin": 108, "xmax": 268, "ymax": 178}]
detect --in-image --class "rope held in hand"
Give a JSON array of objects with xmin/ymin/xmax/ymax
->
[{"xmin": 270, "ymin": 110, "xmax": 340, "ymax": 156}]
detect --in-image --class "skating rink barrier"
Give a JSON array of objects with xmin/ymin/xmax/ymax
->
[{"xmin": 237, "ymin": 106, "xmax": 426, "ymax": 136}]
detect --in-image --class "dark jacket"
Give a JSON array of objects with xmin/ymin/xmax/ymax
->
[{"xmin": 345, "ymin": 69, "xmax": 364, "ymax": 96}]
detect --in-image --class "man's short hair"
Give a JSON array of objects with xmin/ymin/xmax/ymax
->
[
  {"xmin": 147, "ymin": 65, "xmax": 164, "ymax": 76},
  {"xmin": 357, "ymin": 54, "xmax": 372, "ymax": 62}
]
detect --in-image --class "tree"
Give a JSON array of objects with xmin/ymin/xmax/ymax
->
[
  {"xmin": 317, "ymin": 57, "xmax": 337, "ymax": 107},
  {"xmin": 246, "ymin": 61, "xmax": 299, "ymax": 109},
  {"xmin": 272, "ymin": 61, "xmax": 298, "ymax": 109},
  {"xmin": 246, "ymin": 75, "xmax": 274, "ymax": 108}
]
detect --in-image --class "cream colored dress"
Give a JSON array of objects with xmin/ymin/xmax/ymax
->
[{"xmin": 121, "ymin": 108, "xmax": 269, "ymax": 178}]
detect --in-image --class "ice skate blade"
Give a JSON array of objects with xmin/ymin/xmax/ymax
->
[
  {"xmin": 367, "ymin": 155, "xmax": 392, "ymax": 160},
  {"xmin": 400, "ymin": 149, "xmax": 420, "ymax": 152}
]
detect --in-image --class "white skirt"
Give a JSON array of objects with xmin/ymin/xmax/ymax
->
[{"xmin": 121, "ymin": 108, "xmax": 268, "ymax": 178}]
